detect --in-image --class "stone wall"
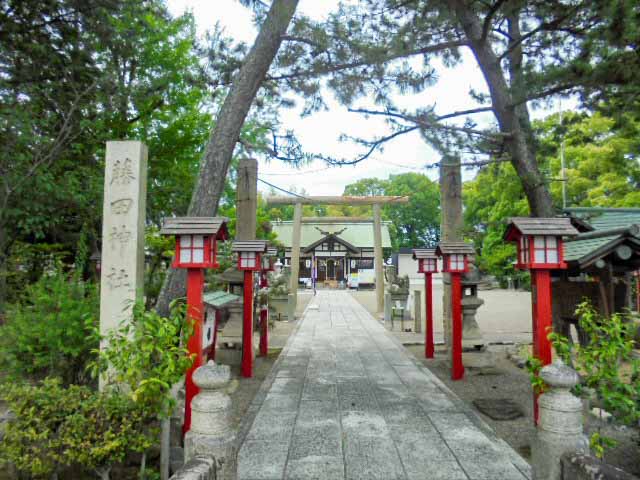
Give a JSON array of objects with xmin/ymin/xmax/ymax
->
[
  {"xmin": 169, "ymin": 456, "xmax": 216, "ymax": 480},
  {"xmin": 561, "ymin": 453, "xmax": 639, "ymax": 480}
]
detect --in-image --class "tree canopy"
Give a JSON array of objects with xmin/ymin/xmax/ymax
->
[{"xmin": 465, "ymin": 111, "xmax": 640, "ymax": 284}]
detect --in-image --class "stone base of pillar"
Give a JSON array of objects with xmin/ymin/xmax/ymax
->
[
  {"xmin": 532, "ymin": 359, "xmax": 589, "ymax": 480},
  {"xmin": 287, "ymin": 292, "xmax": 296, "ymax": 321},
  {"xmin": 184, "ymin": 362, "xmax": 236, "ymax": 480}
]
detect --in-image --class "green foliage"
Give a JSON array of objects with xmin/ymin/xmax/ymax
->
[
  {"xmin": 540, "ymin": 301, "xmax": 640, "ymax": 457},
  {"xmin": 0, "ymin": 378, "xmax": 154, "ymax": 479},
  {"xmin": 144, "ymin": 227, "xmax": 175, "ymax": 308},
  {"xmin": 342, "ymin": 173, "xmax": 440, "ymax": 249},
  {"xmin": 0, "ymin": 269, "xmax": 98, "ymax": 385},
  {"xmin": 91, "ymin": 302, "xmax": 194, "ymax": 419},
  {"xmin": 2, "ymin": 241, "xmax": 72, "ymax": 301},
  {"xmin": 464, "ymin": 111, "xmax": 640, "ymax": 284},
  {"xmin": 525, "ymin": 355, "xmax": 546, "ymax": 396}
]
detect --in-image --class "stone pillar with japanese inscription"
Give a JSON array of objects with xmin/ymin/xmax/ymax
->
[{"xmin": 99, "ymin": 141, "xmax": 147, "ymax": 380}]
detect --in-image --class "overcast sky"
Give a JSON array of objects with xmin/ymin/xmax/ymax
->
[{"xmin": 166, "ymin": 0, "xmax": 561, "ymax": 196}]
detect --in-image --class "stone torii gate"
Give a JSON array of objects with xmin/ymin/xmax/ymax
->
[{"xmin": 266, "ymin": 195, "xmax": 409, "ymax": 315}]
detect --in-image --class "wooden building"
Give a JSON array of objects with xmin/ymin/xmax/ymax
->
[{"xmin": 271, "ymin": 217, "xmax": 392, "ymax": 287}]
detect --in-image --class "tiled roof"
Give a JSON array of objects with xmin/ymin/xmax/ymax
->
[
  {"xmin": 160, "ymin": 217, "xmax": 228, "ymax": 235},
  {"xmin": 436, "ymin": 242, "xmax": 475, "ymax": 256},
  {"xmin": 232, "ymin": 240, "xmax": 268, "ymax": 252},
  {"xmin": 271, "ymin": 219, "xmax": 392, "ymax": 249},
  {"xmin": 563, "ymin": 209, "xmax": 640, "ymax": 266},
  {"xmin": 203, "ymin": 290, "xmax": 240, "ymax": 308},
  {"xmin": 507, "ymin": 217, "xmax": 579, "ymax": 236},
  {"xmin": 412, "ymin": 248, "xmax": 437, "ymax": 260},
  {"xmin": 564, "ymin": 235, "xmax": 620, "ymax": 262},
  {"xmin": 565, "ymin": 208, "xmax": 640, "ymax": 231}
]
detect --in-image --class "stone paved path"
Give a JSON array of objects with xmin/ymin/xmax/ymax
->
[{"xmin": 237, "ymin": 291, "xmax": 531, "ymax": 480}]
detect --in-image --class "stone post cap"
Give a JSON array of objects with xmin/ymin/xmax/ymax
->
[
  {"xmin": 540, "ymin": 359, "xmax": 579, "ymax": 389},
  {"xmin": 192, "ymin": 361, "xmax": 231, "ymax": 390}
]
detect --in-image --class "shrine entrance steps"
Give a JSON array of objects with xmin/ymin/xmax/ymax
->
[{"xmin": 236, "ymin": 291, "xmax": 531, "ymax": 480}]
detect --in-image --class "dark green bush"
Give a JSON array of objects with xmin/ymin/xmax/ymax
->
[
  {"xmin": 0, "ymin": 269, "xmax": 98, "ymax": 385},
  {"xmin": 0, "ymin": 378, "xmax": 154, "ymax": 479}
]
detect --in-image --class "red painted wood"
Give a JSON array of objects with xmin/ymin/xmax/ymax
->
[
  {"xmin": 534, "ymin": 270, "xmax": 553, "ymax": 365},
  {"xmin": 531, "ymin": 269, "xmax": 553, "ymax": 424},
  {"xmin": 241, "ymin": 270, "xmax": 254, "ymax": 378},
  {"xmin": 425, "ymin": 273, "xmax": 434, "ymax": 359},
  {"xmin": 183, "ymin": 268, "xmax": 204, "ymax": 435},
  {"xmin": 451, "ymin": 273, "xmax": 464, "ymax": 380}
]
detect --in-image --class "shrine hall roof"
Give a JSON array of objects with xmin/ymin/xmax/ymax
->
[
  {"xmin": 271, "ymin": 219, "xmax": 391, "ymax": 249},
  {"xmin": 563, "ymin": 208, "xmax": 640, "ymax": 267}
]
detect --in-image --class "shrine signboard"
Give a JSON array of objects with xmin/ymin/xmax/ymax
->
[{"xmin": 99, "ymin": 141, "xmax": 148, "ymax": 372}]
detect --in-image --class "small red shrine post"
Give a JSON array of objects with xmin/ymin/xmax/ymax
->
[
  {"xmin": 412, "ymin": 249, "xmax": 439, "ymax": 358},
  {"xmin": 436, "ymin": 241, "xmax": 475, "ymax": 381},
  {"xmin": 160, "ymin": 217, "xmax": 228, "ymax": 435},
  {"xmin": 503, "ymin": 217, "xmax": 578, "ymax": 422},
  {"xmin": 259, "ymin": 247, "xmax": 277, "ymax": 356},
  {"xmin": 233, "ymin": 240, "xmax": 268, "ymax": 378}
]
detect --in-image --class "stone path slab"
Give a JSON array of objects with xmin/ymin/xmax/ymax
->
[{"xmin": 237, "ymin": 291, "xmax": 531, "ymax": 480}]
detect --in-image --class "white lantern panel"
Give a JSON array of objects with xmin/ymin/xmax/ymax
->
[
  {"xmin": 534, "ymin": 236, "xmax": 545, "ymax": 248},
  {"xmin": 534, "ymin": 249, "xmax": 546, "ymax": 263},
  {"xmin": 180, "ymin": 235, "xmax": 192, "ymax": 247},
  {"xmin": 241, "ymin": 252, "xmax": 256, "ymax": 268},
  {"xmin": 193, "ymin": 235, "xmax": 204, "ymax": 247},
  {"xmin": 547, "ymin": 249, "xmax": 559, "ymax": 263},
  {"xmin": 192, "ymin": 248, "xmax": 204, "ymax": 263},
  {"xmin": 546, "ymin": 236, "xmax": 557, "ymax": 248},
  {"xmin": 180, "ymin": 247, "xmax": 192, "ymax": 263}
]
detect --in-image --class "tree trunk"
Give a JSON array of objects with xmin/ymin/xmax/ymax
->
[
  {"xmin": 155, "ymin": 0, "xmax": 300, "ymax": 315},
  {"xmin": 448, "ymin": 0, "xmax": 554, "ymax": 218}
]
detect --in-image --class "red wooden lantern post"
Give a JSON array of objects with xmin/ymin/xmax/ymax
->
[
  {"xmin": 436, "ymin": 241, "xmax": 475, "ymax": 381},
  {"xmin": 160, "ymin": 217, "xmax": 228, "ymax": 435},
  {"xmin": 504, "ymin": 217, "xmax": 578, "ymax": 422},
  {"xmin": 412, "ymin": 249, "xmax": 438, "ymax": 359},
  {"xmin": 232, "ymin": 240, "xmax": 268, "ymax": 378},
  {"xmin": 259, "ymin": 247, "xmax": 277, "ymax": 357}
]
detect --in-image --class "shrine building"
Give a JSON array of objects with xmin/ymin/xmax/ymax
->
[{"xmin": 271, "ymin": 217, "xmax": 392, "ymax": 287}]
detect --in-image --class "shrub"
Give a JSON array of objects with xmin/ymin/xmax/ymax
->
[
  {"xmin": 0, "ymin": 269, "xmax": 98, "ymax": 385},
  {"xmin": 91, "ymin": 301, "xmax": 194, "ymax": 419},
  {"xmin": 0, "ymin": 378, "xmax": 154, "ymax": 480},
  {"xmin": 529, "ymin": 301, "xmax": 640, "ymax": 458}
]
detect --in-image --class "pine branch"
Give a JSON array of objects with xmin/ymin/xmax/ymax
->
[
  {"xmin": 481, "ymin": 0, "xmax": 506, "ymax": 42},
  {"xmin": 266, "ymin": 40, "xmax": 467, "ymax": 82}
]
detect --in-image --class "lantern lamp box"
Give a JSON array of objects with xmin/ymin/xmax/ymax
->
[
  {"xmin": 232, "ymin": 240, "xmax": 269, "ymax": 271},
  {"xmin": 503, "ymin": 217, "xmax": 578, "ymax": 270},
  {"xmin": 435, "ymin": 242, "xmax": 475, "ymax": 273},
  {"xmin": 160, "ymin": 217, "xmax": 229, "ymax": 269},
  {"xmin": 261, "ymin": 246, "xmax": 278, "ymax": 271},
  {"xmin": 412, "ymin": 248, "xmax": 439, "ymax": 273}
]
